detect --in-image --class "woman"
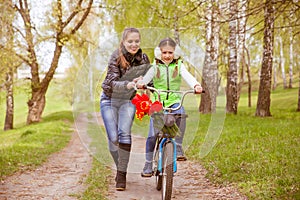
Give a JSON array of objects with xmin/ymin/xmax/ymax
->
[
  {"xmin": 136, "ymin": 37, "xmax": 203, "ymax": 177},
  {"xmin": 100, "ymin": 27, "xmax": 150, "ymax": 190}
]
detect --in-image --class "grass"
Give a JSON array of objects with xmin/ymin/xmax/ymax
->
[
  {"xmin": 188, "ymin": 87, "xmax": 300, "ymax": 200},
  {"xmin": 1, "ymin": 79, "xmax": 299, "ymax": 199},
  {"xmin": 0, "ymin": 111, "xmax": 74, "ymax": 179},
  {"xmin": 80, "ymin": 158, "xmax": 111, "ymax": 200},
  {"xmin": 78, "ymin": 115, "xmax": 113, "ymax": 200},
  {"xmin": 0, "ymin": 80, "xmax": 77, "ymax": 179}
]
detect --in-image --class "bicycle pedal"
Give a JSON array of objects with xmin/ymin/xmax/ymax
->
[{"xmin": 177, "ymin": 157, "xmax": 187, "ymax": 161}]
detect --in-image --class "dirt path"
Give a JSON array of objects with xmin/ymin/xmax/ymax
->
[
  {"xmin": 0, "ymin": 114, "xmax": 93, "ymax": 200},
  {"xmin": 107, "ymin": 135, "xmax": 247, "ymax": 200},
  {"xmin": 0, "ymin": 113, "xmax": 248, "ymax": 200}
]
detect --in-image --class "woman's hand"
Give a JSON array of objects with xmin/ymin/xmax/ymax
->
[
  {"xmin": 127, "ymin": 76, "xmax": 143, "ymax": 89},
  {"xmin": 127, "ymin": 81, "xmax": 135, "ymax": 89}
]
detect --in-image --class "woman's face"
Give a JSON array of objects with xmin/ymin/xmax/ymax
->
[
  {"xmin": 123, "ymin": 32, "xmax": 140, "ymax": 55},
  {"xmin": 160, "ymin": 45, "xmax": 175, "ymax": 65}
]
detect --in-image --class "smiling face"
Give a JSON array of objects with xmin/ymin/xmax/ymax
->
[
  {"xmin": 160, "ymin": 45, "xmax": 175, "ymax": 65},
  {"xmin": 123, "ymin": 32, "xmax": 140, "ymax": 55}
]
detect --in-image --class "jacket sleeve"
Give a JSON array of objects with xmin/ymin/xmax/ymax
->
[{"xmin": 106, "ymin": 53, "xmax": 130, "ymax": 92}]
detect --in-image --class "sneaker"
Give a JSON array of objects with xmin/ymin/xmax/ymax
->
[
  {"xmin": 141, "ymin": 162, "xmax": 153, "ymax": 177},
  {"xmin": 176, "ymin": 145, "xmax": 187, "ymax": 161}
]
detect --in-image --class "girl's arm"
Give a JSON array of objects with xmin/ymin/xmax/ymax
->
[
  {"xmin": 181, "ymin": 63, "xmax": 201, "ymax": 88},
  {"xmin": 137, "ymin": 66, "xmax": 155, "ymax": 85}
]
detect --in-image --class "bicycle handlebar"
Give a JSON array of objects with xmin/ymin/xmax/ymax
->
[{"xmin": 134, "ymin": 85, "xmax": 204, "ymax": 112}]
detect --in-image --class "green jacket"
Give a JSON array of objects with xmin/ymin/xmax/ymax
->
[{"xmin": 153, "ymin": 59, "xmax": 182, "ymax": 107}]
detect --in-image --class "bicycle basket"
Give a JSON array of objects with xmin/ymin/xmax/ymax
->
[{"xmin": 151, "ymin": 113, "xmax": 180, "ymax": 138}]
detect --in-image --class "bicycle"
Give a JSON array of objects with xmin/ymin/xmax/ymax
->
[{"xmin": 136, "ymin": 85, "xmax": 203, "ymax": 200}]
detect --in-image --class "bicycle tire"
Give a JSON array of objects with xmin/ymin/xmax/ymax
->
[
  {"xmin": 156, "ymin": 175, "xmax": 162, "ymax": 191},
  {"xmin": 161, "ymin": 142, "xmax": 174, "ymax": 200}
]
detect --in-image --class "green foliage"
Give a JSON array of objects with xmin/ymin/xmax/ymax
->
[{"xmin": 105, "ymin": 0, "xmax": 203, "ymax": 36}]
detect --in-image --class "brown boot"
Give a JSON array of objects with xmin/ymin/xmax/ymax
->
[
  {"xmin": 116, "ymin": 143, "xmax": 131, "ymax": 191},
  {"xmin": 116, "ymin": 170, "xmax": 127, "ymax": 191}
]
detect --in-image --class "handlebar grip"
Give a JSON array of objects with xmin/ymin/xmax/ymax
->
[{"xmin": 194, "ymin": 90, "xmax": 205, "ymax": 94}]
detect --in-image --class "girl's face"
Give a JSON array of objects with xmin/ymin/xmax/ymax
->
[
  {"xmin": 123, "ymin": 32, "xmax": 140, "ymax": 55},
  {"xmin": 160, "ymin": 45, "xmax": 175, "ymax": 65}
]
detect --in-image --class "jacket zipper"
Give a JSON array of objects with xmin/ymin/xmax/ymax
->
[{"xmin": 166, "ymin": 64, "xmax": 170, "ymax": 100}]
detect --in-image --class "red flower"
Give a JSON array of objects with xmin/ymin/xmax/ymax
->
[
  {"xmin": 149, "ymin": 101, "xmax": 163, "ymax": 115},
  {"xmin": 131, "ymin": 94, "xmax": 152, "ymax": 120},
  {"xmin": 131, "ymin": 94, "xmax": 163, "ymax": 120}
]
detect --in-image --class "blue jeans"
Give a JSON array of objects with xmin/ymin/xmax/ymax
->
[
  {"xmin": 145, "ymin": 103, "xmax": 186, "ymax": 162},
  {"xmin": 100, "ymin": 92, "xmax": 136, "ymax": 152}
]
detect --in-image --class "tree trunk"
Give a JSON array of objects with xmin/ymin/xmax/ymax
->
[
  {"xmin": 226, "ymin": 0, "xmax": 238, "ymax": 114},
  {"xmin": 200, "ymin": 0, "xmax": 219, "ymax": 113},
  {"xmin": 26, "ymin": 91, "xmax": 46, "ymax": 124},
  {"xmin": 297, "ymin": 71, "xmax": 300, "ymax": 112},
  {"xmin": 255, "ymin": 1, "xmax": 274, "ymax": 117},
  {"xmin": 4, "ymin": 67, "xmax": 14, "ymax": 130},
  {"xmin": 279, "ymin": 37, "xmax": 287, "ymax": 89},
  {"xmin": 15, "ymin": 0, "xmax": 93, "ymax": 124},
  {"xmin": 272, "ymin": 62, "xmax": 277, "ymax": 90},
  {"xmin": 236, "ymin": 0, "xmax": 248, "ymax": 104},
  {"xmin": 288, "ymin": 27, "xmax": 293, "ymax": 88},
  {"xmin": 245, "ymin": 47, "xmax": 252, "ymax": 107}
]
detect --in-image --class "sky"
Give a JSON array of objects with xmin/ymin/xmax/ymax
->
[{"xmin": 15, "ymin": 0, "xmax": 72, "ymax": 73}]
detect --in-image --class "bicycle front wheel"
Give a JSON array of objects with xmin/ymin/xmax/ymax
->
[{"xmin": 161, "ymin": 141, "xmax": 174, "ymax": 200}]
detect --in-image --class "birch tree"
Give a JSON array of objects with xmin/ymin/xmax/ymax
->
[
  {"xmin": 200, "ymin": 0, "xmax": 220, "ymax": 113},
  {"xmin": 237, "ymin": 0, "xmax": 248, "ymax": 101},
  {"xmin": 279, "ymin": 37, "xmax": 287, "ymax": 89},
  {"xmin": 226, "ymin": 0, "xmax": 238, "ymax": 114},
  {"xmin": 255, "ymin": 0, "xmax": 275, "ymax": 117},
  {"xmin": 0, "ymin": 0, "xmax": 19, "ymax": 130},
  {"xmin": 288, "ymin": 27, "xmax": 293, "ymax": 88}
]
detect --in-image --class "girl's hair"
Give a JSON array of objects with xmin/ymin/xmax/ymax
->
[
  {"xmin": 118, "ymin": 27, "xmax": 141, "ymax": 69},
  {"xmin": 156, "ymin": 37, "xmax": 179, "ymax": 79},
  {"xmin": 158, "ymin": 37, "xmax": 176, "ymax": 48}
]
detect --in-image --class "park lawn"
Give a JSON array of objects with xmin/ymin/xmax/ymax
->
[
  {"xmin": 0, "ymin": 111, "xmax": 74, "ymax": 178},
  {"xmin": 188, "ymin": 87, "xmax": 300, "ymax": 200},
  {"xmin": 0, "ymin": 80, "xmax": 74, "ymax": 179}
]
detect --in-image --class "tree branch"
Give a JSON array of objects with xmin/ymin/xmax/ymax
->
[{"xmin": 70, "ymin": 0, "xmax": 93, "ymax": 35}]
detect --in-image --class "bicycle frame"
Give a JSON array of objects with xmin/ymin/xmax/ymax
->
[{"xmin": 157, "ymin": 137, "xmax": 177, "ymax": 174}]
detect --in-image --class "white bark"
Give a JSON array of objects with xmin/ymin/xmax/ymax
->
[
  {"xmin": 289, "ymin": 27, "xmax": 293, "ymax": 88},
  {"xmin": 279, "ymin": 37, "xmax": 287, "ymax": 88},
  {"xmin": 200, "ymin": 0, "xmax": 220, "ymax": 113}
]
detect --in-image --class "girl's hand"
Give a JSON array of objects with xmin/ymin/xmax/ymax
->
[
  {"xmin": 133, "ymin": 76, "xmax": 143, "ymax": 83},
  {"xmin": 194, "ymin": 85, "xmax": 203, "ymax": 93}
]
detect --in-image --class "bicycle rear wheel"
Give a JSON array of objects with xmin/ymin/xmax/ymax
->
[{"xmin": 161, "ymin": 142, "xmax": 174, "ymax": 200}]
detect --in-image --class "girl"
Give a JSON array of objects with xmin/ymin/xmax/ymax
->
[{"xmin": 137, "ymin": 37, "xmax": 203, "ymax": 177}]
